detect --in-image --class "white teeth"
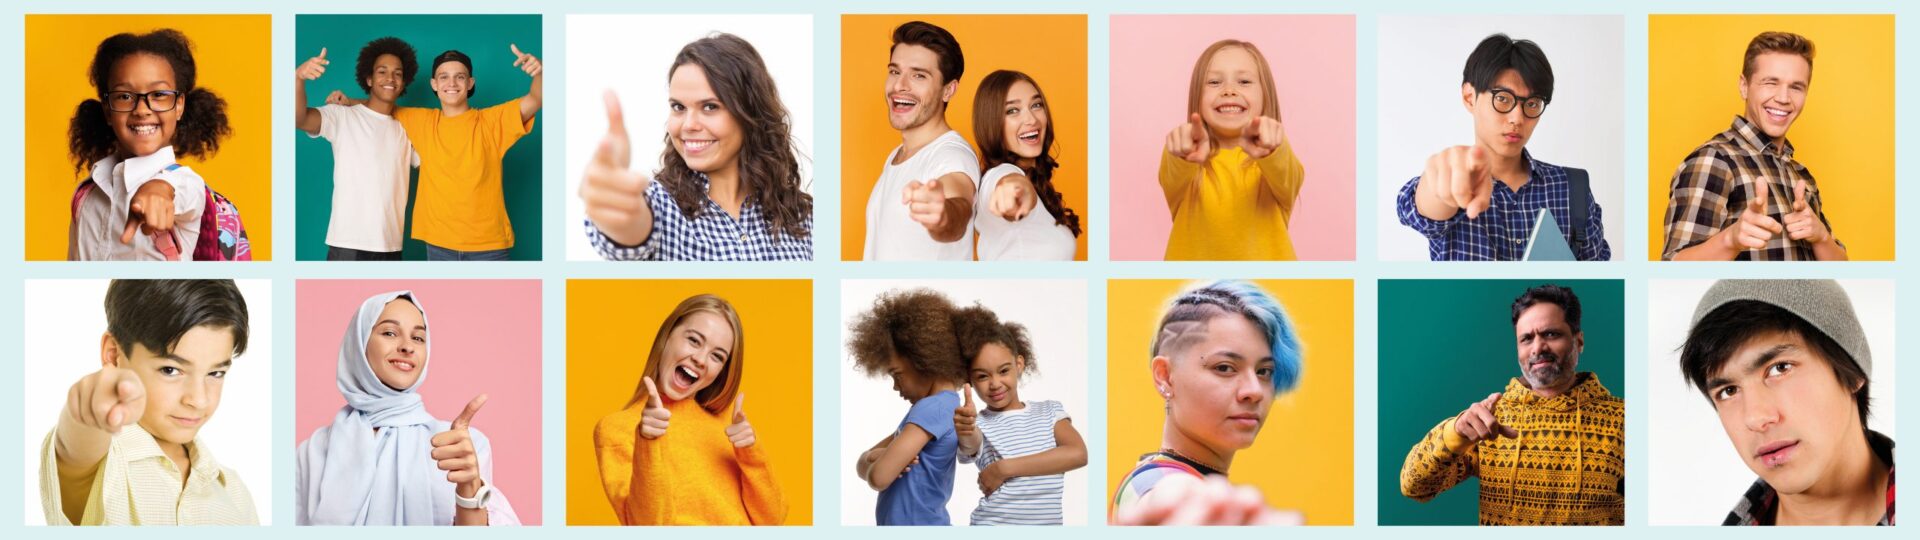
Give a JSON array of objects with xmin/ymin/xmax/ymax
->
[
  {"xmin": 132, "ymin": 125, "xmax": 159, "ymax": 135},
  {"xmin": 1217, "ymin": 105, "xmax": 1244, "ymax": 114},
  {"xmin": 678, "ymin": 365, "xmax": 697, "ymax": 379}
]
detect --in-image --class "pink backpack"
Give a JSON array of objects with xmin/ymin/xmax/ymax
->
[{"xmin": 70, "ymin": 169, "xmax": 252, "ymax": 261}]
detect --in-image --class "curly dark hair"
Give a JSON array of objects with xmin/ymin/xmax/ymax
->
[
  {"xmin": 848, "ymin": 288, "xmax": 966, "ymax": 384},
  {"xmin": 355, "ymin": 36, "xmax": 418, "ymax": 97},
  {"xmin": 951, "ymin": 303, "xmax": 1037, "ymax": 373},
  {"xmin": 972, "ymin": 70, "xmax": 1080, "ymax": 236},
  {"xmin": 657, "ymin": 33, "xmax": 812, "ymax": 243},
  {"xmin": 68, "ymin": 29, "xmax": 231, "ymax": 173}
]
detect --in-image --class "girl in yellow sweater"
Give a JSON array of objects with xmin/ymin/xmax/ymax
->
[
  {"xmin": 1159, "ymin": 40, "xmax": 1305, "ymax": 261},
  {"xmin": 593, "ymin": 294, "xmax": 786, "ymax": 525}
]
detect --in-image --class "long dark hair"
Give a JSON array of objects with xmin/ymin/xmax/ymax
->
[
  {"xmin": 657, "ymin": 33, "xmax": 811, "ymax": 242},
  {"xmin": 68, "ymin": 29, "xmax": 231, "ymax": 174},
  {"xmin": 971, "ymin": 70, "xmax": 1080, "ymax": 237}
]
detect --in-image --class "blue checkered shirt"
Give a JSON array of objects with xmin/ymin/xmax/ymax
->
[
  {"xmin": 585, "ymin": 176, "xmax": 812, "ymax": 261},
  {"xmin": 1394, "ymin": 150, "xmax": 1610, "ymax": 261}
]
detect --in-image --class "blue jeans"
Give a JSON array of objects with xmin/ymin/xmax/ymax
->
[{"xmin": 425, "ymin": 243, "xmax": 512, "ymax": 261}]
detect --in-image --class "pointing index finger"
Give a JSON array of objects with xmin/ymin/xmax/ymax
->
[
  {"xmin": 452, "ymin": 394, "xmax": 488, "ymax": 430},
  {"xmin": 1751, "ymin": 178, "xmax": 1771, "ymax": 214}
]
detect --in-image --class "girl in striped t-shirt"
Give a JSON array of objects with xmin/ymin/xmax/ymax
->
[{"xmin": 951, "ymin": 304, "xmax": 1088, "ymax": 525}]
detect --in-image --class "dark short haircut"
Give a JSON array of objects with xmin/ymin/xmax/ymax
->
[
  {"xmin": 1743, "ymin": 31, "xmax": 1815, "ymax": 80},
  {"xmin": 356, "ymin": 37, "xmax": 419, "ymax": 97},
  {"xmin": 847, "ymin": 288, "xmax": 967, "ymax": 385},
  {"xmin": 951, "ymin": 303, "xmax": 1037, "ymax": 374},
  {"xmin": 1463, "ymin": 33, "xmax": 1554, "ymax": 103},
  {"xmin": 1680, "ymin": 300, "xmax": 1870, "ymax": 423},
  {"xmin": 1511, "ymin": 284, "xmax": 1581, "ymax": 334},
  {"xmin": 430, "ymin": 49, "xmax": 476, "ymax": 98},
  {"xmin": 105, "ymin": 280, "xmax": 250, "ymax": 358},
  {"xmin": 890, "ymin": 21, "xmax": 964, "ymax": 85}
]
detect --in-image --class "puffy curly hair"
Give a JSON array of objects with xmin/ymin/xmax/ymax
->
[
  {"xmin": 68, "ymin": 29, "xmax": 231, "ymax": 173},
  {"xmin": 951, "ymin": 303, "xmax": 1037, "ymax": 373},
  {"xmin": 355, "ymin": 36, "xmax": 419, "ymax": 97},
  {"xmin": 848, "ymin": 288, "xmax": 967, "ymax": 384}
]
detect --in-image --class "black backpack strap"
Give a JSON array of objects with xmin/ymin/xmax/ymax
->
[{"xmin": 1565, "ymin": 167, "xmax": 1589, "ymax": 248}]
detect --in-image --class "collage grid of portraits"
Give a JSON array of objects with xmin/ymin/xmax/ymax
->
[{"xmin": 0, "ymin": 0, "xmax": 1916, "ymax": 537}]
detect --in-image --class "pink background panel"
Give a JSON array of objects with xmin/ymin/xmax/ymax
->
[
  {"xmin": 293, "ymin": 279, "xmax": 544, "ymax": 524},
  {"xmin": 1109, "ymin": 15, "xmax": 1356, "ymax": 261}
]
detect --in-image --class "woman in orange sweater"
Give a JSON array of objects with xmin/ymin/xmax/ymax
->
[{"xmin": 592, "ymin": 294, "xmax": 786, "ymax": 525}]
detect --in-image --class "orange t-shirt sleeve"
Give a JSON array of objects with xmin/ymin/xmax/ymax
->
[{"xmin": 483, "ymin": 98, "xmax": 533, "ymax": 153}]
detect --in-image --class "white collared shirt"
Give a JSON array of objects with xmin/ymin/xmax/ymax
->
[{"xmin": 67, "ymin": 146, "xmax": 206, "ymax": 261}]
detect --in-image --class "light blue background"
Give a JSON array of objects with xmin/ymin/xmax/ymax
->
[{"xmin": 3, "ymin": 0, "xmax": 1912, "ymax": 534}]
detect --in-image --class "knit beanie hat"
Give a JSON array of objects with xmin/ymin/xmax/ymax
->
[{"xmin": 1690, "ymin": 279, "xmax": 1870, "ymax": 374}]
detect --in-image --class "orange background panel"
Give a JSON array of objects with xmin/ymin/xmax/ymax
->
[
  {"xmin": 24, "ymin": 15, "xmax": 273, "ymax": 260},
  {"xmin": 565, "ymin": 279, "xmax": 814, "ymax": 525},
  {"xmin": 839, "ymin": 15, "xmax": 1089, "ymax": 260},
  {"xmin": 1105, "ymin": 279, "xmax": 1355, "ymax": 525},
  {"xmin": 1646, "ymin": 15, "xmax": 1894, "ymax": 261}
]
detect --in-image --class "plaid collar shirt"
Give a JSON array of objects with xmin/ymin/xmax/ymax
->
[
  {"xmin": 1395, "ymin": 149, "xmax": 1610, "ymax": 261},
  {"xmin": 1725, "ymin": 430, "xmax": 1894, "ymax": 525},
  {"xmin": 585, "ymin": 174, "xmax": 812, "ymax": 261},
  {"xmin": 1660, "ymin": 116, "xmax": 1840, "ymax": 261}
]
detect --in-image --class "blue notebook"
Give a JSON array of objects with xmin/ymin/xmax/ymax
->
[{"xmin": 1523, "ymin": 208, "xmax": 1576, "ymax": 261}]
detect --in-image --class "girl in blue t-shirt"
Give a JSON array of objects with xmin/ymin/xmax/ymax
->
[{"xmin": 849, "ymin": 289, "xmax": 971, "ymax": 525}]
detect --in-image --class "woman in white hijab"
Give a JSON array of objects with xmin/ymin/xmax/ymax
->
[{"xmin": 294, "ymin": 291, "xmax": 520, "ymax": 525}]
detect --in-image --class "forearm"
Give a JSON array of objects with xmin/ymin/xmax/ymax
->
[
  {"xmin": 927, "ymin": 198, "xmax": 972, "ymax": 242},
  {"xmin": 1398, "ymin": 417, "xmax": 1474, "ymax": 501},
  {"xmin": 957, "ymin": 432, "xmax": 981, "ymax": 458},
  {"xmin": 294, "ymin": 78, "xmax": 320, "ymax": 135},
  {"xmin": 520, "ymin": 74, "xmax": 543, "ymax": 122},
  {"xmin": 995, "ymin": 445, "xmax": 1088, "ymax": 478},
  {"xmin": 1411, "ymin": 176, "xmax": 1461, "ymax": 222},
  {"xmin": 1253, "ymin": 137, "xmax": 1304, "ymax": 215},
  {"xmin": 1669, "ymin": 229, "xmax": 1740, "ymax": 261},
  {"xmin": 1812, "ymin": 237, "xmax": 1848, "ymax": 261},
  {"xmin": 736, "ymin": 444, "xmax": 789, "ymax": 525},
  {"xmin": 454, "ymin": 502, "xmax": 487, "ymax": 525},
  {"xmin": 1158, "ymin": 151, "xmax": 1202, "ymax": 212}
]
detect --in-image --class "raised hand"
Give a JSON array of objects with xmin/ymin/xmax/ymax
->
[
  {"xmin": 725, "ymin": 393, "xmax": 755, "ymax": 448},
  {"xmin": 509, "ymin": 44, "xmax": 542, "ymax": 78},
  {"xmin": 578, "ymin": 90, "xmax": 656, "ymax": 246},
  {"xmin": 431, "ymin": 394, "xmax": 489, "ymax": 495},
  {"xmin": 66, "ymin": 366, "xmax": 146, "ymax": 434},
  {"xmin": 1242, "ymin": 115, "xmax": 1284, "ymax": 159},
  {"xmin": 637, "ymin": 376, "xmax": 671, "ymax": 440},
  {"xmin": 901, "ymin": 178, "xmax": 949, "ymax": 230},
  {"xmin": 1420, "ymin": 145, "xmax": 1494, "ymax": 219},
  {"xmin": 1782, "ymin": 179, "xmax": 1830, "ymax": 244},
  {"xmin": 987, "ymin": 175, "xmax": 1037, "ymax": 221},
  {"xmin": 120, "ymin": 180, "xmax": 177, "ymax": 246},
  {"xmin": 1113, "ymin": 474, "xmax": 1304, "ymax": 526},
  {"xmin": 1453, "ymin": 392, "xmax": 1518, "ymax": 443},
  {"xmin": 1722, "ymin": 178, "xmax": 1784, "ymax": 251},
  {"xmin": 1166, "ymin": 113, "xmax": 1211, "ymax": 163},
  {"xmin": 297, "ymin": 48, "xmax": 329, "ymax": 81}
]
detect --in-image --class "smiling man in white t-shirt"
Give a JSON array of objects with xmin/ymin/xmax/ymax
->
[
  {"xmin": 295, "ymin": 37, "xmax": 420, "ymax": 261},
  {"xmin": 864, "ymin": 21, "xmax": 981, "ymax": 261}
]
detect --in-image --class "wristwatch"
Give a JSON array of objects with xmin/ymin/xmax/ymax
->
[{"xmin": 455, "ymin": 484, "xmax": 493, "ymax": 510}]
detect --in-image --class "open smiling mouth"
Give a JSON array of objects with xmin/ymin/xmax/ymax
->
[
  {"xmin": 671, "ymin": 364, "xmax": 700, "ymax": 390},
  {"xmin": 1017, "ymin": 130, "xmax": 1041, "ymax": 144},
  {"xmin": 890, "ymin": 97, "xmax": 917, "ymax": 114},
  {"xmin": 386, "ymin": 358, "xmax": 416, "ymax": 372}
]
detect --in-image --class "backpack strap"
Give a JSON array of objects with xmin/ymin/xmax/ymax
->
[
  {"xmin": 1565, "ymin": 167, "xmax": 1589, "ymax": 248},
  {"xmin": 70, "ymin": 180, "xmax": 97, "ymax": 217}
]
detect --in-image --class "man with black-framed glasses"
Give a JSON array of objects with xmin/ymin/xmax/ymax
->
[
  {"xmin": 1395, "ymin": 34, "xmax": 1610, "ymax": 261},
  {"xmin": 1661, "ymin": 32, "xmax": 1845, "ymax": 261}
]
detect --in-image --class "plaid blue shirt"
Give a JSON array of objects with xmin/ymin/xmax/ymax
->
[
  {"xmin": 584, "ymin": 175, "xmax": 812, "ymax": 261},
  {"xmin": 1394, "ymin": 150, "xmax": 1610, "ymax": 261}
]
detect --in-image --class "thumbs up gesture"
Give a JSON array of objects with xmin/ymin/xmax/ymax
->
[
  {"xmin": 901, "ymin": 178, "xmax": 949, "ymax": 229},
  {"xmin": 1242, "ymin": 116, "xmax": 1285, "ymax": 159},
  {"xmin": 954, "ymin": 389, "xmax": 979, "ymax": 439},
  {"xmin": 1420, "ymin": 145, "xmax": 1494, "ymax": 219},
  {"xmin": 432, "ymin": 394, "xmax": 489, "ymax": 495},
  {"xmin": 66, "ymin": 365, "xmax": 147, "ymax": 434},
  {"xmin": 578, "ymin": 90, "xmax": 657, "ymax": 246},
  {"xmin": 297, "ymin": 48, "xmax": 329, "ymax": 81},
  {"xmin": 1454, "ymin": 392, "xmax": 1518, "ymax": 443},
  {"xmin": 637, "ymin": 376, "xmax": 671, "ymax": 440},
  {"xmin": 509, "ymin": 44, "xmax": 542, "ymax": 78},
  {"xmin": 725, "ymin": 393, "xmax": 755, "ymax": 448},
  {"xmin": 1781, "ymin": 179, "xmax": 1830, "ymax": 244},
  {"xmin": 1722, "ymin": 179, "xmax": 1785, "ymax": 251},
  {"xmin": 1166, "ymin": 113, "xmax": 1212, "ymax": 163}
]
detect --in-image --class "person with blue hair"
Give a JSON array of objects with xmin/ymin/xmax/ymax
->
[{"xmin": 1110, "ymin": 280, "xmax": 1304, "ymax": 525}]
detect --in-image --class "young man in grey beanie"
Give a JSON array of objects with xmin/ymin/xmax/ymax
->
[{"xmin": 1679, "ymin": 279, "xmax": 1893, "ymax": 525}]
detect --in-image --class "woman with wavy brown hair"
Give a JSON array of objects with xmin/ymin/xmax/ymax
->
[
  {"xmin": 580, "ymin": 33, "xmax": 813, "ymax": 261},
  {"xmin": 970, "ymin": 70, "xmax": 1081, "ymax": 260},
  {"xmin": 592, "ymin": 294, "xmax": 786, "ymax": 525}
]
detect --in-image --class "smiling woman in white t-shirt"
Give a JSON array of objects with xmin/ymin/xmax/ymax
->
[
  {"xmin": 969, "ymin": 70, "xmax": 1081, "ymax": 261},
  {"xmin": 295, "ymin": 37, "xmax": 420, "ymax": 261}
]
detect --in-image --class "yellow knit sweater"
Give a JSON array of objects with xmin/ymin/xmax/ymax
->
[
  {"xmin": 1157, "ymin": 140, "xmax": 1305, "ymax": 261},
  {"xmin": 593, "ymin": 398, "xmax": 787, "ymax": 525},
  {"xmin": 1399, "ymin": 373, "xmax": 1625, "ymax": 525}
]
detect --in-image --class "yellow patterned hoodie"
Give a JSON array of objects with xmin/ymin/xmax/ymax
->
[{"xmin": 1399, "ymin": 372, "xmax": 1625, "ymax": 525}]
